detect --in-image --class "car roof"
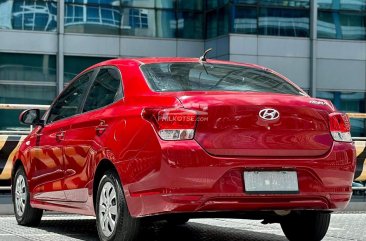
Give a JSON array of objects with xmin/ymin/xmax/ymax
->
[{"xmin": 89, "ymin": 57, "xmax": 263, "ymax": 69}]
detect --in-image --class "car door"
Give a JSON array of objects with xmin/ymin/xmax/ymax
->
[
  {"xmin": 29, "ymin": 71, "xmax": 95, "ymax": 201},
  {"xmin": 63, "ymin": 67, "xmax": 123, "ymax": 202}
]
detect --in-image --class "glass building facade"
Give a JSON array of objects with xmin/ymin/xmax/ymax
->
[
  {"xmin": 0, "ymin": 0, "xmax": 365, "ymax": 135},
  {"xmin": 1, "ymin": 0, "xmax": 365, "ymax": 39}
]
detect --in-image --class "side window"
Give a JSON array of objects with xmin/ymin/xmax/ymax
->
[
  {"xmin": 48, "ymin": 71, "xmax": 93, "ymax": 123},
  {"xmin": 83, "ymin": 68, "xmax": 122, "ymax": 113}
]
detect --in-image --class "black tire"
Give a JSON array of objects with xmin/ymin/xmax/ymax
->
[
  {"xmin": 12, "ymin": 166, "xmax": 43, "ymax": 226},
  {"xmin": 96, "ymin": 170, "xmax": 140, "ymax": 241},
  {"xmin": 166, "ymin": 217, "xmax": 190, "ymax": 225},
  {"xmin": 280, "ymin": 211, "xmax": 331, "ymax": 241}
]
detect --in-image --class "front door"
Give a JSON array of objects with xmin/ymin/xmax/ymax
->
[
  {"xmin": 29, "ymin": 121, "xmax": 69, "ymax": 201},
  {"xmin": 29, "ymin": 70, "xmax": 95, "ymax": 201}
]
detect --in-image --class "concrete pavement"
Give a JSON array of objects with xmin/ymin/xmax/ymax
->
[{"xmin": 0, "ymin": 213, "xmax": 365, "ymax": 241}]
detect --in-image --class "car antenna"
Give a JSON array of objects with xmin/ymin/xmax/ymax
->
[{"xmin": 199, "ymin": 48, "xmax": 213, "ymax": 62}]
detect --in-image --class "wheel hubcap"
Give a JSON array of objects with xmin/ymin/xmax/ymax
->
[
  {"xmin": 99, "ymin": 182, "xmax": 118, "ymax": 237},
  {"xmin": 15, "ymin": 175, "xmax": 26, "ymax": 217}
]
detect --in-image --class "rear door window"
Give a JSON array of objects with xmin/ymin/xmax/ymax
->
[{"xmin": 82, "ymin": 68, "xmax": 122, "ymax": 113}]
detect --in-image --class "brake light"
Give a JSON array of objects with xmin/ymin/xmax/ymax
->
[
  {"xmin": 329, "ymin": 113, "xmax": 352, "ymax": 142},
  {"xmin": 142, "ymin": 108, "xmax": 197, "ymax": 141}
]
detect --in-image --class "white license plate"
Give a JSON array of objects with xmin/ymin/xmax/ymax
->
[{"xmin": 244, "ymin": 171, "xmax": 299, "ymax": 193}]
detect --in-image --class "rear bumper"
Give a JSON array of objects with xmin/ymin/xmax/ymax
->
[{"xmin": 117, "ymin": 140, "xmax": 356, "ymax": 218}]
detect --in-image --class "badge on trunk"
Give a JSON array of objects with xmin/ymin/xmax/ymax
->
[{"xmin": 259, "ymin": 108, "xmax": 280, "ymax": 121}]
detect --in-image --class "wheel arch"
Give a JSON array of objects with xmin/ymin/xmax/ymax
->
[
  {"xmin": 93, "ymin": 159, "xmax": 120, "ymax": 211},
  {"xmin": 12, "ymin": 159, "xmax": 25, "ymax": 182}
]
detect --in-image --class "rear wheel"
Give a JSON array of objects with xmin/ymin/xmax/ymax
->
[
  {"xmin": 12, "ymin": 166, "xmax": 43, "ymax": 226},
  {"xmin": 96, "ymin": 170, "xmax": 140, "ymax": 241},
  {"xmin": 166, "ymin": 217, "xmax": 190, "ymax": 225},
  {"xmin": 280, "ymin": 211, "xmax": 331, "ymax": 241}
]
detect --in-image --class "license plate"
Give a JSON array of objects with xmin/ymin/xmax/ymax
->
[{"xmin": 244, "ymin": 171, "xmax": 299, "ymax": 194}]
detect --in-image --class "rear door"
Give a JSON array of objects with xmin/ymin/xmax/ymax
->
[
  {"xmin": 29, "ymin": 71, "xmax": 95, "ymax": 201},
  {"xmin": 63, "ymin": 67, "xmax": 123, "ymax": 202}
]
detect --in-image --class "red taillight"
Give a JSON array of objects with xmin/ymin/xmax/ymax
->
[
  {"xmin": 329, "ymin": 113, "xmax": 352, "ymax": 142},
  {"xmin": 142, "ymin": 108, "xmax": 197, "ymax": 141}
]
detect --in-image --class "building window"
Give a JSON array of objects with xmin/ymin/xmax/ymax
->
[
  {"xmin": 318, "ymin": 11, "xmax": 366, "ymax": 40},
  {"xmin": 232, "ymin": 7, "xmax": 257, "ymax": 34},
  {"xmin": 0, "ymin": 53, "xmax": 56, "ymax": 131},
  {"xmin": 65, "ymin": 0, "xmax": 122, "ymax": 35},
  {"xmin": 259, "ymin": 8, "xmax": 310, "ymax": 37},
  {"xmin": 177, "ymin": 11, "xmax": 204, "ymax": 39},
  {"xmin": 206, "ymin": 5, "xmax": 229, "ymax": 38},
  {"xmin": 120, "ymin": 8, "xmax": 155, "ymax": 37},
  {"xmin": 64, "ymin": 56, "xmax": 111, "ymax": 83},
  {"xmin": 318, "ymin": 0, "xmax": 366, "ymax": 40},
  {"xmin": 63, "ymin": 1, "xmax": 204, "ymax": 39},
  {"xmin": 318, "ymin": 0, "xmax": 366, "ymax": 11},
  {"xmin": 177, "ymin": 0, "xmax": 203, "ymax": 11},
  {"xmin": 226, "ymin": 0, "xmax": 310, "ymax": 38},
  {"xmin": 259, "ymin": 0, "xmax": 310, "ymax": 8},
  {"xmin": 129, "ymin": 8, "xmax": 148, "ymax": 28},
  {"xmin": 0, "ymin": 0, "xmax": 57, "ymax": 31}
]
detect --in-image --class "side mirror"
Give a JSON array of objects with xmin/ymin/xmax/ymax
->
[{"xmin": 19, "ymin": 109, "xmax": 43, "ymax": 126}]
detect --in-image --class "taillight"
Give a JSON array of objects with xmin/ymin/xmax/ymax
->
[
  {"xmin": 329, "ymin": 113, "xmax": 352, "ymax": 142},
  {"xmin": 142, "ymin": 108, "xmax": 197, "ymax": 141}
]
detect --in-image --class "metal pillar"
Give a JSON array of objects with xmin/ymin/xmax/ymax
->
[
  {"xmin": 57, "ymin": 0, "xmax": 65, "ymax": 94},
  {"xmin": 310, "ymin": 0, "xmax": 318, "ymax": 97}
]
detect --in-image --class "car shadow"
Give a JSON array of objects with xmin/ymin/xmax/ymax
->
[
  {"xmin": 37, "ymin": 218, "xmax": 98, "ymax": 241},
  {"xmin": 36, "ymin": 218, "xmax": 287, "ymax": 241}
]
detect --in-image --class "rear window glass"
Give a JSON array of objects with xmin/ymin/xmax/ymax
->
[{"xmin": 141, "ymin": 62, "xmax": 302, "ymax": 95}]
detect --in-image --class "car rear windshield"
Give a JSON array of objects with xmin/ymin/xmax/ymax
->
[{"xmin": 141, "ymin": 62, "xmax": 303, "ymax": 95}]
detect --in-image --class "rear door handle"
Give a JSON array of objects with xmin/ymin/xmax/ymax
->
[
  {"xmin": 56, "ymin": 131, "xmax": 65, "ymax": 141},
  {"xmin": 96, "ymin": 121, "xmax": 108, "ymax": 136}
]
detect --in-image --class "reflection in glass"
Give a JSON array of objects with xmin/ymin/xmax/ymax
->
[
  {"xmin": 259, "ymin": 0, "xmax": 310, "ymax": 8},
  {"xmin": 0, "ymin": 0, "xmax": 57, "ymax": 31},
  {"xmin": 259, "ymin": 8, "xmax": 310, "ymax": 37},
  {"xmin": 232, "ymin": 7, "xmax": 257, "ymax": 34},
  {"xmin": 207, "ymin": 0, "xmax": 230, "ymax": 10},
  {"xmin": 218, "ymin": 6, "xmax": 229, "ymax": 36},
  {"xmin": 65, "ymin": 2, "xmax": 121, "ymax": 34},
  {"xmin": 318, "ymin": 0, "xmax": 366, "ymax": 11},
  {"xmin": 0, "ymin": 52, "xmax": 56, "ymax": 130},
  {"xmin": 233, "ymin": 0, "xmax": 257, "ymax": 4},
  {"xmin": 120, "ymin": 0, "xmax": 174, "ymax": 9},
  {"xmin": 0, "ymin": 85, "xmax": 55, "ymax": 131},
  {"xmin": 0, "ymin": 85, "xmax": 55, "ymax": 105},
  {"xmin": 317, "ymin": 91, "xmax": 366, "ymax": 137},
  {"xmin": 156, "ymin": 10, "xmax": 175, "ymax": 38},
  {"xmin": 121, "ymin": 0, "xmax": 153, "ymax": 8},
  {"xmin": 177, "ymin": 0, "xmax": 203, "ymax": 10},
  {"xmin": 318, "ymin": 11, "xmax": 366, "ymax": 40},
  {"xmin": 121, "ymin": 8, "xmax": 155, "ymax": 37},
  {"xmin": 206, "ymin": 10, "xmax": 218, "ymax": 38},
  {"xmin": 0, "ymin": 53, "xmax": 56, "ymax": 82},
  {"xmin": 176, "ymin": 12, "xmax": 203, "ymax": 39}
]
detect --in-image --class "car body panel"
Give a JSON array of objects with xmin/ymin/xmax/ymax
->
[
  {"xmin": 176, "ymin": 92, "xmax": 334, "ymax": 157},
  {"xmin": 29, "ymin": 121, "xmax": 70, "ymax": 201}
]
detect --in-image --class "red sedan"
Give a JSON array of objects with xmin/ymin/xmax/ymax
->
[{"xmin": 12, "ymin": 57, "xmax": 355, "ymax": 241}]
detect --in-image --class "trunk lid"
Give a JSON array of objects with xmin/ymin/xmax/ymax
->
[{"xmin": 177, "ymin": 92, "xmax": 334, "ymax": 157}]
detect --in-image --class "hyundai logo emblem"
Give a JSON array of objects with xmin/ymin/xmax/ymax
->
[{"xmin": 259, "ymin": 108, "xmax": 280, "ymax": 121}]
